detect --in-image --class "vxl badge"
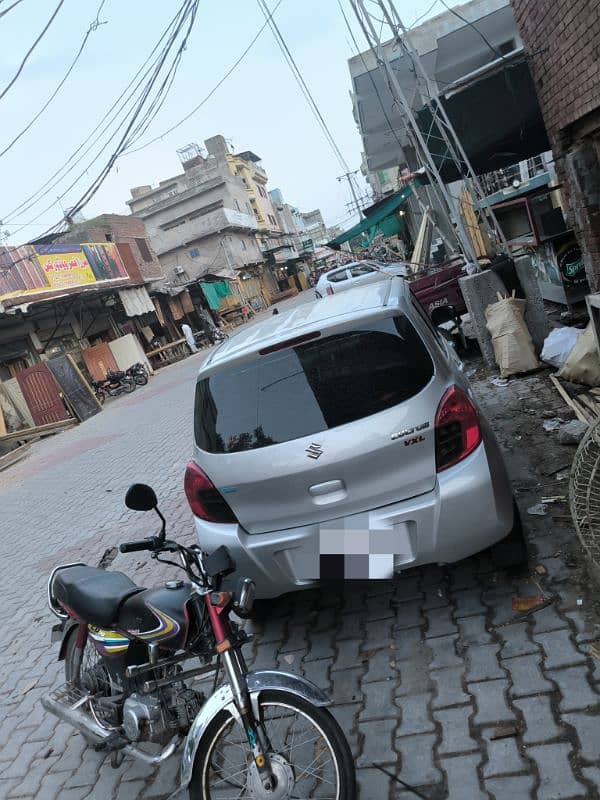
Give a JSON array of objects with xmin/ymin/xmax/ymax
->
[{"xmin": 306, "ymin": 443, "xmax": 324, "ymax": 460}]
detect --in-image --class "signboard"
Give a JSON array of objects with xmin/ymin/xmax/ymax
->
[
  {"xmin": 555, "ymin": 238, "xmax": 586, "ymax": 286},
  {"xmin": 0, "ymin": 242, "xmax": 130, "ymax": 303}
]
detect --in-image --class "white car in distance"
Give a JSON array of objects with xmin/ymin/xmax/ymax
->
[{"xmin": 314, "ymin": 260, "xmax": 410, "ymax": 298}]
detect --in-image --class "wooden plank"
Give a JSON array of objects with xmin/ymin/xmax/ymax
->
[
  {"xmin": 0, "ymin": 443, "xmax": 32, "ymax": 472},
  {"xmin": 549, "ymin": 374, "xmax": 590, "ymax": 425},
  {"xmin": 579, "ymin": 395, "xmax": 599, "ymax": 417},
  {"xmin": 0, "ymin": 417, "xmax": 76, "ymax": 443},
  {"xmin": 0, "ymin": 404, "xmax": 6, "ymax": 437}
]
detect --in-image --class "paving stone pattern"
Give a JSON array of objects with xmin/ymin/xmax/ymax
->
[{"xmin": 0, "ymin": 346, "xmax": 600, "ymax": 797}]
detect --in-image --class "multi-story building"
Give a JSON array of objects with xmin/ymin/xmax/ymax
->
[{"xmin": 127, "ymin": 141, "xmax": 264, "ymax": 287}]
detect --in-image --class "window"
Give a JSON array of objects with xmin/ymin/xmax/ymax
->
[
  {"xmin": 240, "ymin": 240, "xmax": 247, "ymax": 251},
  {"xmin": 194, "ymin": 316, "xmax": 433, "ymax": 453},
  {"xmin": 327, "ymin": 269, "xmax": 349, "ymax": 283},
  {"xmin": 349, "ymin": 264, "xmax": 375, "ymax": 277},
  {"xmin": 135, "ymin": 238, "xmax": 153, "ymax": 261},
  {"xmin": 234, "ymin": 199, "xmax": 241, "ymax": 212},
  {"xmin": 105, "ymin": 233, "xmax": 113, "ymax": 243}
]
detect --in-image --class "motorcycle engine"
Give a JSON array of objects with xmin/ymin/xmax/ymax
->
[{"xmin": 122, "ymin": 687, "xmax": 204, "ymax": 744}]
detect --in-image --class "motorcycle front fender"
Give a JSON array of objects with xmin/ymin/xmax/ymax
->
[{"xmin": 172, "ymin": 670, "xmax": 330, "ymax": 798}]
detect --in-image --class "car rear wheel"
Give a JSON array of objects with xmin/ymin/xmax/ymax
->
[{"xmin": 491, "ymin": 499, "xmax": 529, "ymax": 569}]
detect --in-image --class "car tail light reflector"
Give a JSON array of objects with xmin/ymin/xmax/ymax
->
[
  {"xmin": 326, "ymin": 286, "xmax": 334, "ymax": 295},
  {"xmin": 184, "ymin": 461, "xmax": 238, "ymax": 524},
  {"xmin": 434, "ymin": 385, "xmax": 481, "ymax": 472}
]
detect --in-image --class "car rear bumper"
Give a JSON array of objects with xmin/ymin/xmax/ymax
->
[{"xmin": 193, "ymin": 433, "xmax": 514, "ymax": 599}]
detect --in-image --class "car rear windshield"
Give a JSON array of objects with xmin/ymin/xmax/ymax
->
[{"xmin": 194, "ymin": 315, "xmax": 434, "ymax": 453}]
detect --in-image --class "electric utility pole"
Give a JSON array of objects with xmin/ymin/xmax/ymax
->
[
  {"xmin": 348, "ymin": 0, "xmax": 508, "ymax": 264},
  {"xmin": 337, "ymin": 169, "xmax": 365, "ymax": 219}
]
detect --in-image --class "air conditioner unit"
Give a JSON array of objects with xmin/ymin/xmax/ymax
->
[{"xmin": 173, "ymin": 266, "xmax": 185, "ymax": 275}]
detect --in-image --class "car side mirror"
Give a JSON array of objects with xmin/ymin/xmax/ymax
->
[
  {"xmin": 431, "ymin": 304, "xmax": 458, "ymax": 328},
  {"xmin": 125, "ymin": 483, "xmax": 158, "ymax": 512}
]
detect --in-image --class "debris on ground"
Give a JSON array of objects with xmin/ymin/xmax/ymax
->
[
  {"xmin": 490, "ymin": 377, "xmax": 509, "ymax": 388},
  {"xmin": 512, "ymin": 595, "xmax": 546, "ymax": 612},
  {"xmin": 541, "ymin": 495, "xmax": 567, "ymax": 504},
  {"xmin": 540, "ymin": 326, "xmax": 583, "ymax": 369},
  {"xmin": 543, "ymin": 417, "xmax": 563, "ymax": 431},
  {"xmin": 534, "ymin": 564, "xmax": 548, "ymax": 576},
  {"xmin": 527, "ymin": 503, "xmax": 548, "ymax": 516},
  {"xmin": 490, "ymin": 724, "xmax": 519, "ymax": 740},
  {"xmin": 20, "ymin": 679, "xmax": 37, "ymax": 696},
  {"xmin": 558, "ymin": 420, "xmax": 588, "ymax": 445}
]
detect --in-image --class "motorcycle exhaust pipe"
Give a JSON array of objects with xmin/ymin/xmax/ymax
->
[
  {"xmin": 41, "ymin": 692, "xmax": 108, "ymax": 744},
  {"xmin": 41, "ymin": 692, "xmax": 177, "ymax": 765}
]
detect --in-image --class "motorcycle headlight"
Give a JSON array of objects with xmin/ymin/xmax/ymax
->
[{"xmin": 233, "ymin": 577, "xmax": 255, "ymax": 616}]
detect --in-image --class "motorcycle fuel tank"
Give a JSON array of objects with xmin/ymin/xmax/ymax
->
[{"xmin": 88, "ymin": 582, "xmax": 192, "ymax": 658}]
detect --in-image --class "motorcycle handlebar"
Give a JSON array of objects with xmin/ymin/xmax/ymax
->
[{"xmin": 119, "ymin": 539, "xmax": 154, "ymax": 553}]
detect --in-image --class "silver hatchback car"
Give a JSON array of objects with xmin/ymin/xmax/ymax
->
[{"xmin": 185, "ymin": 279, "xmax": 516, "ymax": 598}]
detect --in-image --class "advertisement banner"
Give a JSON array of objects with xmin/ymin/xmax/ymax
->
[
  {"xmin": 0, "ymin": 242, "xmax": 130, "ymax": 303},
  {"xmin": 35, "ymin": 245, "xmax": 97, "ymax": 290}
]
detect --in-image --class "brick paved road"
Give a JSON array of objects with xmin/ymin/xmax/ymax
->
[{"xmin": 1, "ymin": 302, "xmax": 599, "ymax": 799}]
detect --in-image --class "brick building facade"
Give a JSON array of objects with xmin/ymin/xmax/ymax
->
[
  {"xmin": 56, "ymin": 214, "xmax": 164, "ymax": 284},
  {"xmin": 511, "ymin": 0, "xmax": 600, "ymax": 289}
]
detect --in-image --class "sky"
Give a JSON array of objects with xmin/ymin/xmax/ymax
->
[{"xmin": 0, "ymin": 0, "xmax": 442, "ymax": 244}]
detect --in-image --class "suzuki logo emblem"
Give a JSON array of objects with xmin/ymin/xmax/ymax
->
[{"xmin": 306, "ymin": 443, "xmax": 323, "ymax": 460}]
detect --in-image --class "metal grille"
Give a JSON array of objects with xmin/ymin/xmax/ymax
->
[
  {"xmin": 50, "ymin": 683, "xmax": 88, "ymax": 708},
  {"xmin": 569, "ymin": 420, "xmax": 600, "ymax": 567}
]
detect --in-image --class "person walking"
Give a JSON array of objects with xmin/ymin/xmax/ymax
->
[{"xmin": 181, "ymin": 323, "xmax": 198, "ymax": 353}]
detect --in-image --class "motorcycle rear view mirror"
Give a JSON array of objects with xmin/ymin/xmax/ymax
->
[
  {"xmin": 125, "ymin": 483, "xmax": 158, "ymax": 512},
  {"xmin": 125, "ymin": 483, "xmax": 166, "ymax": 541}
]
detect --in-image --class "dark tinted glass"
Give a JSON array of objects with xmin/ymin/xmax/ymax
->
[{"xmin": 195, "ymin": 316, "xmax": 433, "ymax": 453}]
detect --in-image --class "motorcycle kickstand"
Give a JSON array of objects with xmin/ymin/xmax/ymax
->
[{"xmin": 110, "ymin": 750, "xmax": 125, "ymax": 769}]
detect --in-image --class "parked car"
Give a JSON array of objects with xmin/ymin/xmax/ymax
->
[
  {"xmin": 185, "ymin": 279, "xmax": 518, "ymax": 599},
  {"xmin": 314, "ymin": 260, "xmax": 410, "ymax": 298}
]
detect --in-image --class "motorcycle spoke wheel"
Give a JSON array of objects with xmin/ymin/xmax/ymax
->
[{"xmin": 191, "ymin": 690, "xmax": 354, "ymax": 800}]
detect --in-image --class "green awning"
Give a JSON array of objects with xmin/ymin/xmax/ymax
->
[{"xmin": 327, "ymin": 185, "xmax": 413, "ymax": 249}]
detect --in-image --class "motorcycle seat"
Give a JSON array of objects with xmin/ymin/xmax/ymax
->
[{"xmin": 53, "ymin": 566, "xmax": 144, "ymax": 628}]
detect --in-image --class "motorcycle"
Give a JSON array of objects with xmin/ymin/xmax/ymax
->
[
  {"xmin": 92, "ymin": 369, "xmax": 136, "ymax": 404},
  {"xmin": 42, "ymin": 483, "xmax": 355, "ymax": 799},
  {"xmin": 125, "ymin": 362, "xmax": 149, "ymax": 386}
]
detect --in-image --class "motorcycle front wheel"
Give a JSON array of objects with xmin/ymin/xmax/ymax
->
[
  {"xmin": 134, "ymin": 373, "xmax": 148, "ymax": 386},
  {"xmin": 189, "ymin": 689, "xmax": 355, "ymax": 799}
]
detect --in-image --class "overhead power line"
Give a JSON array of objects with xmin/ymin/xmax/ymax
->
[
  {"xmin": 437, "ymin": 0, "xmax": 505, "ymax": 61},
  {"xmin": 256, "ymin": 0, "xmax": 351, "ymax": 175},
  {"xmin": 0, "ymin": 0, "xmax": 65, "ymax": 102},
  {"xmin": 0, "ymin": 0, "xmax": 108, "ymax": 159},
  {"xmin": 125, "ymin": 0, "xmax": 285, "ymax": 155},
  {"xmin": 0, "ymin": 0, "xmax": 26, "ymax": 20},
  {"xmin": 5, "ymin": 0, "xmax": 200, "ymax": 244},
  {"xmin": 2, "ymin": 0, "xmax": 196, "ymax": 228},
  {"xmin": 62, "ymin": 0, "xmax": 199, "ymax": 224}
]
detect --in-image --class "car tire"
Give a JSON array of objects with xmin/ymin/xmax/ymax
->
[{"xmin": 491, "ymin": 499, "xmax": 529, "ymax": 569}]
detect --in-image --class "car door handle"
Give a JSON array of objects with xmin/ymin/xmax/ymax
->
[{"xmin": 308, "ymin": 480, "xmax": 347, "ymax": 505}]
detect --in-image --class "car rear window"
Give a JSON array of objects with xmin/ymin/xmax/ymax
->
[{"xmin": 194, "ymin": 315, "xmax": 434, "ymax": 453}]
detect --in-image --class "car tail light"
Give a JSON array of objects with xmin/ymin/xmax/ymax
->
[
  {"xmin": 326, "ymin": 286, "xmax": 334, "ymax": 295},
  {"xmin": 435, "ymin": 385, "xmax": 481, "ymax": 472},
  {"xmin": 184, "ymin": 461, "xmax": 238, "ymax": 524}
]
